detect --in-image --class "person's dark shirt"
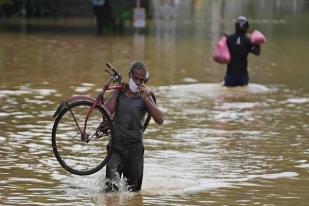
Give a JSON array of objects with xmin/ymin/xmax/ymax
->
[
  {"xmin": 226, "ymin": 33, "xmax": 260, "ymax": 76},
  {"xmin": 113, "ymin": 92, "xmax": 148, "ymax": 144}
]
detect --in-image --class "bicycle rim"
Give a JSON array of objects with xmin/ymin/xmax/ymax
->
[{"xmin": 52, "ymin": 101, "xmax": 111, "ymax": 175}]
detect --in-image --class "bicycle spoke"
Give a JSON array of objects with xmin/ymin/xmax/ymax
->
[
  {"xmin": 71, "ymin": 132, "xmax": 80, "ymax": 140},
  {"xmin": 88, "ymin": 133, "xmax": 97, "ymax": 141},
  {"xmin": 67, "ymin": 103, "xmax": 83, "ymax": 134}
]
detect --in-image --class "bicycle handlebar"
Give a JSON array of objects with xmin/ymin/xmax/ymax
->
[{"xmin": 105, "ymin": 63, "xmax": 122, "ymax": 84}]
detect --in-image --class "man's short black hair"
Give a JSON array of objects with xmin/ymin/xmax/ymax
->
[
  {"xmin": 129, "ymin": 61, "xmax": 150, "ymax": 82},
  {"xmin": 130, "ymin": 61, "xmax": 147, "ymax": 74}
]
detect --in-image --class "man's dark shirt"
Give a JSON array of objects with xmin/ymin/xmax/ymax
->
[
  {"xmin": 113, "ymin": 92, "xmax": 148, "ymax": 144},
  {"xmin": 226, "ymin": 33, "xmax": 260, "ymax": 76}
]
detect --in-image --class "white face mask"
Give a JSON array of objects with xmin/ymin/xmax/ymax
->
[{"xmin": 129, "ymin": 78, "xmax": 139, "ymax": 93}]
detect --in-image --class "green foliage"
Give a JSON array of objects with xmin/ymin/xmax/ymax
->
[{"xmin": 110, "ymin": 0, "xmax": 133, "ymax": 21}]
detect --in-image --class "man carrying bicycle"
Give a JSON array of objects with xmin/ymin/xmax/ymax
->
[{"xmin": 104, "ymin": 61, "xmax": 164, "ymax": 192}]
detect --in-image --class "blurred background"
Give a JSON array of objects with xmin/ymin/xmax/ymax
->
[
  {"xmin": 0, "ymin": 0, "xmax": 308, "ymax": 205},
  {"xmin": 0, "ymin": 0, "xmax": 308, "ymax": 88}
]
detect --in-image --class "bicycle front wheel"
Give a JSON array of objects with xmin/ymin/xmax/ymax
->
[{"xmin": 52, "ymin": 100, "xmax": 112, "ymax": 175}]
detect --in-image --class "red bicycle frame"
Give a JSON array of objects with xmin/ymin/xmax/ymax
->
[{"xmin": 82, "ymin": 81, "xmax": 124, "ymax": 136}]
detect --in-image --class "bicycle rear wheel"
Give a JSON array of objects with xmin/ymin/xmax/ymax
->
[{"xmin": 52, "ymin": 100, "xmax": 112, "ymax": 175}]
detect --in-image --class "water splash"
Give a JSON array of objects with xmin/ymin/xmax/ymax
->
[{"xmin": 158, "ymin": 83, "xmax": 272, "ymax": 100}]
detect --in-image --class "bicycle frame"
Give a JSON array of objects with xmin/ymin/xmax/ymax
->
[
  {"xmin": 82, "ymin": 81, "xmax": 123, "ymax": 136},
  {"xmin": 53, "ymin": 64, "xmax": 124, "ymax": 140},
  {"xmin": 52, "ymin": 62, "xmax": 153, "ymax": 141},
  {"xmin": 53, "ymin": 86, "xmax": 123, "ymax": 139}
]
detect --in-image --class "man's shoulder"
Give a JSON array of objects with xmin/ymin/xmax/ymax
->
[{"xmin": 227, "ymin": 33, "xmax": 235, "ymax": 38}]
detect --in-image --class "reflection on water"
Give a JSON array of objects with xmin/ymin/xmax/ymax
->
[{"xmin": 1, "ymin": 0, "xmax": 309, "ymax": 205}]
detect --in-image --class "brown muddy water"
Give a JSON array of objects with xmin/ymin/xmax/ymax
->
[{"xmin": 0, "ymin": 0, "xmax": 309, "ymax": 205}]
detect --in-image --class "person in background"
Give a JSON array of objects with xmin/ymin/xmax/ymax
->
[
  {"xmin": 103, "ymin": 61, "xmax": 164, "ymax": 192},
  {"xmin": 92, "ymin": 0, "xmax": 112, "ymax": 34},
  {"xmin": 224, "ymin": 16, "xmax": 261, "ymax": 87}
]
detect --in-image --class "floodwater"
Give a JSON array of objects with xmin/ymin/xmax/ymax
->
[{"xmin": 0, "ymin": 0, "xmax": 309, "ymax": 205}]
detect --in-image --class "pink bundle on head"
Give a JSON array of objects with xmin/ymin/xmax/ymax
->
[
  {"xmin": 213, "ymin": 36, "xmax": 231, "ymax": 64},
  {"xmin": 250, "ymin": 30, "xmax": 266, "ymax": 45}
]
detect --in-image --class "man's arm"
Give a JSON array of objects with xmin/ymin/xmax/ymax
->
[
  {"xmin": 139, "ymin": 86, "xmax": 164, "ymax": 125},
  {"xmin": 143, "ymin": 95, "xmax": 164, "ymax": 125}
]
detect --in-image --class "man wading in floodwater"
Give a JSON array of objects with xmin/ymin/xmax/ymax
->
[
  {"xmin": 224, "ymin": 16, "xmax": 261, "ymax": 87},
  {"xmin": 104, "ymin": 61, "xmax": 164, "ymax": 192}
]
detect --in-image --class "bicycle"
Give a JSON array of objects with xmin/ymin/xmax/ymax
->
[{"xmin": 51, "ymin": 63, "xmax": 153, "ymax": 176}]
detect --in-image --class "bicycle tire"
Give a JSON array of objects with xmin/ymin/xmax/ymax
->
[{"xmin": 52, "ymin": 100, "xmax": 112, "ymax": 175}]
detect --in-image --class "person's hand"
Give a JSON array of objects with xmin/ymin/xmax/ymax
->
[{"xmin": 139, "ymin": 85, "xmax": 151, "ymax": 100}]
